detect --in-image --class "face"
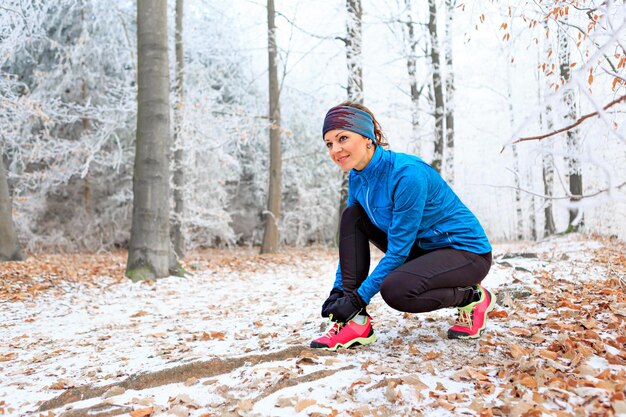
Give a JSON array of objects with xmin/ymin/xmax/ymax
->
[{"xmin": 323, "ymin": 129, "xmax": 374, "ymax": 172}]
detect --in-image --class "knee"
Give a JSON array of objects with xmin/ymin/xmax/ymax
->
[
  {"xmin": 341, "ymin": 204, "xmax": 364, "ymax": 222},
  {"xmin": 380, "ymin": 273, "xmax": 406, "ymax": 312},
  {"xmin": 340, "ymin": 204, "xmax": 365, "ymax": 231}
]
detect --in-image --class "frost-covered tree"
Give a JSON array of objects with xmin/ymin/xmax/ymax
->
[
  {"xmin": 2, "ymin": 0, "xmax": 137, "ymax": 252},
  {"xmin": 0, "ymin": 158, "xmax": 22, "ymax": 261},
  {"xmin": 427, "ymin": 0, "xmax": 444, "ymax": 174},
  {"xmin": 261, "ymin": 0, "xmax": 282, "ymax": 254},
  {"xmin": 171, "ymin": 0, "xmax": 186, "ymax": 258},
  {"xmin": 126, "ymin": 0, "xmax": 177, "ymax": 281}
]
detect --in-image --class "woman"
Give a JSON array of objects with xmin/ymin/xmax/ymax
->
[{"xmin": 311, "ymin": 102, "xmax": 495, "ymax": 351}]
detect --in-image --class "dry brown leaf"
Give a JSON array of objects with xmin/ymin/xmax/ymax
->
[
  {"xmin": 184, "ymin": 377, "xmax": 198, "ymax": 386},
  {"xmin": 488, "ymin": 310, "xmax": 508, "ymax": 319},
  {"xmin": 539, "ymin": 349, "xmax": 558, "ymax": 360},
  {"xmin": 467, "ymin": 368, "xmax": 490, "ymax": 381},
  {"xmin": 275, "ymin": 396, "xmax": 297, "ymax": 408},
  {"xmin": 168, "ymin": 405, "xmax": 190, "ymax": 417},
  {"xmin": 400, "ymin": 374, "xmax": 428, "ymax": 390},
  {"xmin": 236, "ymin": 399, "xmax": 253, "ymax": 413},
  {"xmin": 0, "ymin": 353, "xmax": 17, "ymax": 362},
  {"xmin": 130, "ymin": 407, "xmax": 153, "ymax": 417},
  {"xmin": 131, "ymin": 310, "xmax": 149, "ymax": 318},
  {"xmin": 294, "ymin": 399, "xmax": 316, "ymax": 412},
  {"xmin": 509, "ymin": 343, "xmax": 529, "ymax": 359},
  {"xmin": 384, "ymin": 379, "xmax": 399, "ymax": 403},
  {"xmin": 423, "ymin": 350, "xmax": 442, "ymax": 361},
  {"xmin": 510, "ymin": 327, "xmax": 532, "ymax": 337},
  {"xmin": 519, "ymin": 376, "xmax": 538, "ymax": 389}
]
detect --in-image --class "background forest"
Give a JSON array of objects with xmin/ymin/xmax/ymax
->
[{"xmin": 1, "ymin": 0, "xmax": 625, "ymax": 259}]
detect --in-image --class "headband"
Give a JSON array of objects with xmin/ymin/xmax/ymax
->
[{"xmin": 322, "ymin": 106, "xmax": 375, "ymax": 140}]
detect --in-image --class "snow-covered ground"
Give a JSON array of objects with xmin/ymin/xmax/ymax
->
[{"xmin": 1, "ymin": 235, "xmax": 625, "ymax": 416}]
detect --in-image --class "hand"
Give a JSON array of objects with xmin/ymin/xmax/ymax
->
[
  {"xmin": 321, "ymin": 288, "xmax": 344, "ymax": 318},
  {"xmin": 327, "ymin": 292, "xmax": 365, "ymax": 323}
]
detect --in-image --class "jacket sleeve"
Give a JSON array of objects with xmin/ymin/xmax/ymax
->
[
  {"xmin": 357, "ymin": 169, "xmax": 427, "ymax": 304},
  {"xmin": 332, "ymin": 174, "xmax": 357, "ymax": 290}
]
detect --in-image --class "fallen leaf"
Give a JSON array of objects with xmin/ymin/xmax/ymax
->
[
  {"xmin": 168, "ymin": 405, "xmax": 189, "ymax": 417},
  {"xmin": 275, "ymin": 396, "xmax": 297, "ymax": 408},
  {"xmin": 130, "ymin": 407, "xmax": 153, "ymax": 417},
  {"xmin": 488, "ymin": 310, "xmax": 508, "ymax": 319},
  {"xmin": 184, "ymin": 377, "xmax": 198, "ymax": 386},
  {"xmin": 0, "ymin": 353, "xmax": 17, "ymax": 362},
  {"xmin": 236, "ymin": 399, "xmax": 253, "ymax": 413},
  {"xmin": 423, "ymin": 350, "xmax": 442, "ymax": 361},
  {"xmin": 519, "ymin": 376, "xmax": 538, "ymax": 389},
  {"xmin": 295, "ymin": 399, "xmax": 316, "ymax": 412}
]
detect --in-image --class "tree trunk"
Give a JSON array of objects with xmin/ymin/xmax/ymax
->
[
  {"xmin": 403, "ymin": 0, "xmax": 422, "ymax": 156},
  {"xmin": 172, "ymin": 0, "xmax": 185, "ymax": 258},
  {"xmin": 428, "ymin": 0, "xmax": 444, "ymax": 174},
  {"xmin": 126, "ymin": 0, "xmax": 175, "ymax": 281},
  {"xmin": 261, "ymin": 0, "xmax": 282, "ymax": 254},
  {"xmin": 338, "ymin": 0, "xmax": 364, "ymax": 243},
  {"xmin": 443, "ymin": 0, "xmax": 456, "ymax": 185},
  {"xmin": 539, "ymin": 25, "xmax": 556, "ymax": 237},
  {"xmin": 528, "ymin": 169, "xmax": 537, "ymax": 240},
  {"xmin": 558, "ymin": 19, "xmax": 583, "ymax": 232},
  {"xmin": 506, "ymin": 60, "xmax": 524, "ymax": 240},
  {"xmin": 345, "ymin": 0, "xmax": 364, "ymax": 104},
  {"xmin": 0, "ymin": 158, "xmax": 23, "ymax": 262}
]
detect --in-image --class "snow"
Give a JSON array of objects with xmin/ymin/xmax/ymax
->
[{"xmin": 1, "ymin": 235, "xmax": 625, "ymax": 416}]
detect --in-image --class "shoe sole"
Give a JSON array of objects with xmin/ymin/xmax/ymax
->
[
  {"xmin": 448, "ymin": 289, "xmax": 497, "ymax": 340},
  {"xmin": 310, "ymin": 332, "xmax": 377, "ymax": 351}
]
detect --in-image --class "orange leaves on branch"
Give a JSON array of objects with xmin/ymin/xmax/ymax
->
[
  {"xmin": 480, "ymin": 14, "xmax": 485, "ymax": 23},
  {"xmin": 500, "ymin": 22, "xmax": 508, "ymax": 30},
  {"xmin": 588, "ymin": 69, "xmax": 594, "ymax": 85}
]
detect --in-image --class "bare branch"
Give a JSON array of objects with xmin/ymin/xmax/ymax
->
[
  {"xmin": 504, "ymin": 94, "xmax": 626, "ymax": 149},
  {"xmin": 474, "ymin": 180, "xmax": 626, "ymax": 201}
]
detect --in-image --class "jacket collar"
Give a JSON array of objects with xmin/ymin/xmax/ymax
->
[{"xmin": 353, "ymin": 145, "xmax": 384, "ymax": 180}]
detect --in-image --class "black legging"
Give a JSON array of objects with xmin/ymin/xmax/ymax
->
[{"xmin": 339, "ymin": 204, "xmax": 492, "ymax": 313}]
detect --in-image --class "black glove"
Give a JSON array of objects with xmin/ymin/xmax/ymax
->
[
  {"xmin": 327, "ymin": 292, "xmax": 365, "ymax": 323},
  {"xmin": 321, "ymin": 288, "xmax": 344, "ymax": 318}
]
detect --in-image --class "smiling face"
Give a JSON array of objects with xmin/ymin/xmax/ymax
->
[{"xmin": 323, "ymin": 129, "xmax": 375, "ymax": 172}]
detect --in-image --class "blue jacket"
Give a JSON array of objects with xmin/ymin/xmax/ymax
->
[{"xmin": 334, "ymin": 146, "xmax": 492, "ymax": 304}]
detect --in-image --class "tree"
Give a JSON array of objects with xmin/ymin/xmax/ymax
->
[
  {"xmin": 126, "ymin": 0, "xmax": 176, "ymax": 281},
  {"xmin": 427, "ymin": 0, "xmax": 444, "ymax": 174},
  {"xmin": 399, "ymin": 0, "xmax": 426, "ymax": 156},
  {"xmin": 557, "ymin": 17, "xmax": 583, "ymax": 232},
  {"xmin": 539, "ymin": 22, "xmax": 556, "ymax": 237},
  {"xmin": 0, "ymin": 157, "xmax": 22, "ymax": 261},
  {"xmin": 261, "ymin": 0, "xmax": 282, "ymax": 254},
  {"xmin": 172, "ymin": 0, "xmax": 185, "ymax": 258},
  {"xmin": 443, "ymin": 0, "xmax": 456, "ymax": 185},
  {"xmin": 337, "ymin": 0, "xmax": 365, "ymax": 228}
]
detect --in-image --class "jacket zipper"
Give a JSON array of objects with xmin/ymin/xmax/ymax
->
[{"xmin": 365, "ymin": 185, "xmax": 380, "ymax": 229}]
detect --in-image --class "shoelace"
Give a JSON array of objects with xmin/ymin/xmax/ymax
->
[
  {"xmin": 324, "ymin": 322, "xmax": 343, "ymax": 338},
  {"xmin": 455, "ymin": 309, "xmax": 473, "ymax": 327}
]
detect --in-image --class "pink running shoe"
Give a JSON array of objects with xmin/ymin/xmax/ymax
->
[
  {"xmin": 310, "ymin": 317, "xmax": 376, "ymax": 350},
  {"xmin": 447, "ymin": 284, "xmax": 496, "ymax": 339}
]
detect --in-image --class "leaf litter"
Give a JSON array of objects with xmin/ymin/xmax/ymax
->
[{"xmin": 0, "ymin": 236, "xmax": 625, "ymax": 416}]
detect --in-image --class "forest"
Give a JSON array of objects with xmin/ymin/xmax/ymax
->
[{"xmin": 0, "ymin": 0, "xmax": 623, "ymax": 269}]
